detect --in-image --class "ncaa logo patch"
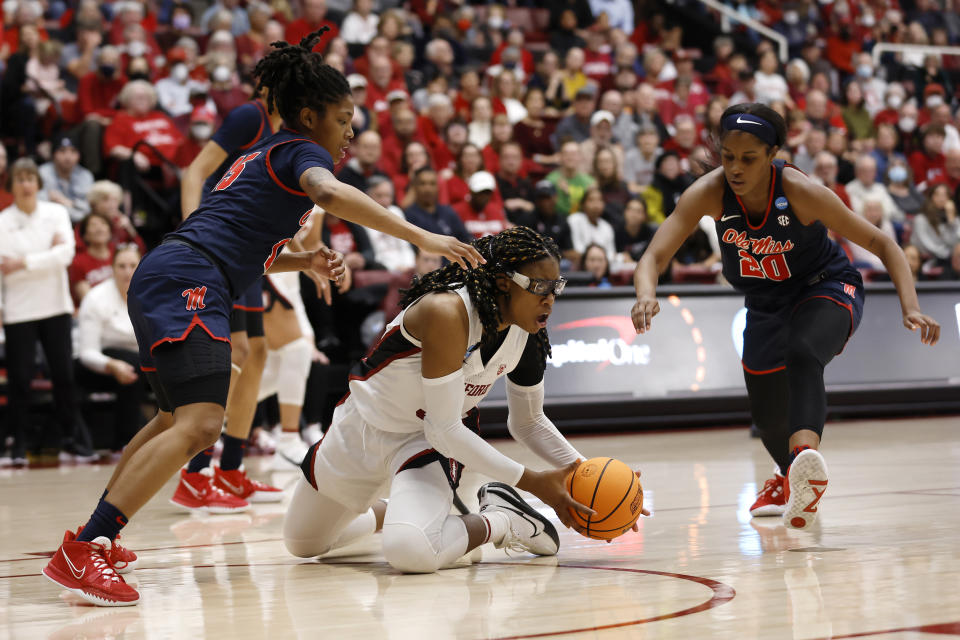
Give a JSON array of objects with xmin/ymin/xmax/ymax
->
[
  {"xmin": 843, "ymin": 283, "xmax": 856, "ymax": 299},
  {"xmin": 775, "ymin": 196, "xmax": 788, "ymax": 210},
  {"xmin": 778, "ymin": 215, "xmax": 790, "ymax": 226}
]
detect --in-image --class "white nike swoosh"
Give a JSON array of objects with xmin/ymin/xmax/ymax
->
[
  {"xmin": 181, "ymin": 477, "xmax": 203, "ymax": 498},
  {"xmin": 720, "ymin": 214, "xmax": 741, "ymax": 221},
  {"xmin": 218, "ymin": 477, "xmax": 244, "ymax": 495},
  {"xmin": 736, "ymin": 116, "xmax": 762, "ymax": 126},
  {"xmin": 63, "ymin": 549, "xmax": 86, "ymax": 580}
]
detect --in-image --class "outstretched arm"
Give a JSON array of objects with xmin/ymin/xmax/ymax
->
[
  {"xmin": 408, "ymin": 293, "xmax": 593, "ymax": 530},
  {"xmin": 632, "ymin": 169, "xmax": 724, "ymax": 333},
  {"xmin": 783, "ymin": 167, "xmax": 940, "ymax": 345},
  {"xmin": 300, "ymin": 167, "xmax": 484, "ymax": 270}
]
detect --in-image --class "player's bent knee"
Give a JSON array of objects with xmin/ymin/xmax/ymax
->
[
  {"xmin": 231, "ymin": 336, "xmax": 250, "ymax": 367},
  {"xmin": 247, "ymin": 337, "xmax": 268, "ymax": 366},
  {"xmin": 382, "ymin": 523, "xmax": 442, "ymax": 574},
  {"xmin": 283, "ymin": 537, "xmax": 331, "ymax": 559}
]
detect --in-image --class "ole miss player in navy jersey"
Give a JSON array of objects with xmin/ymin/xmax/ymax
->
[
  {"xmin": 631, "ymin": 103, "xmax": 940, "ymax": 531},
  {"xmin": 42, "ymin": 28, "xmax": 484, "ymax": 607},
  {"xmin": 174, "ymin": 84, "xmax": 287, "ymax": 512}
]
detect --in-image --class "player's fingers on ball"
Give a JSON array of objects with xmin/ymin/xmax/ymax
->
[
  {"xmin": 568, "ymin": 497, "xmax": 596, "ymax": 518},
  {"xmin": 641, "ymin": 508, "xmax": 651, "ymax": 516}
]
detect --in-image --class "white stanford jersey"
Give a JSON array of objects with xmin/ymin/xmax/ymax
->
[{"xmin": 343, "ymin": 286, "xmax": 529, "ymax": 433}]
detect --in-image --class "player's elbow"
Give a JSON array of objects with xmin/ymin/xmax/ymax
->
[{"xmin": 310, "ymin": 179, "xmax": 340, "ymax": 209}]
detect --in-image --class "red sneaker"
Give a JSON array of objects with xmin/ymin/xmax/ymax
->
[
  {"xmin": 213, "ymin": 466, "xmax": 283, "ymax": 503},
  {"xmin": 43, "ymin": 530, "xmax": 140, "ymax": 606},
  {"xmin": 76, "ymin": 526, "xmax": 137, "ymax": 574},
  {"xmin": 749, "ymin": 474, "xmax": 786, "ymax": 517},
  {"xmin": 784, "ymin": 449, "xmax": 829, "ymax": 530},
  {"xmin": 169, "ymin": 469, "xmax": 250, "ymax": 514}
]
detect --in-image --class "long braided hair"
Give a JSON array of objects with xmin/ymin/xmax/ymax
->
[
  {"xmin": 252, "ymin": 27, "xmax": 350, "ymax": 130},
  {"xmin": 400, "ymin": 226, "xmax": 561, "ymax": 368}
]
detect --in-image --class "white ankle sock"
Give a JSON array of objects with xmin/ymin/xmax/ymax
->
[{"xmin": 481, "ymin": 510, "xmax": 511, "ymax": 545}]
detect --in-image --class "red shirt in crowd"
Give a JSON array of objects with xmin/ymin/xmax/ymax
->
[
  {"xmin": 104, "ymin": 110, "xmax": 184, "ymax": 166},
  {"xmin": 69, "ymin": 251, "xmax": 113, "ymax": 302},
  {"xmin": 326, "ymin": 219, "xmax": 357, "ymax": 255},
  {"xmin": 452, "ymin": 199, "xmax": 510, "ymax": 239},
  {"xmin": 873, "ymin": 108, "xmax": 899, "ymax": 128},
  {"xmin": 583, "ymin": 49, "xmax": 613, "ymax": 83},
  {"xmin": 366, "ymin": 77, "xmax": 407, "ymax": 113},
  {"xmin": 909, "ymin": 150, "xmax": 946, "ymax": 187},
  {"xmin": 175, "ymin": 137, "xmax": 205, "ymax": 169},
  {"xmin": 78, "ymin": 72, "xmax": 126, "ymax": 119}
]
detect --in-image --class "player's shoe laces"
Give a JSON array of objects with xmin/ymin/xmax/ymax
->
[
  {"xmin": 750, "ymin": 473, "xmax": 786, "ymax": 517},
  {"xmin": 213, "ymin": 466, "xmax": 283, "ymax": 503},
  {"xmin": 783, "ymin": 449, "xmax": 829, "ymax": 530},
  {"xmin": 478, "ymin": 482, "xmax": 559, "ymax": 557},
  {"xmin": 76, "ymin": 526, "xmax": 137, "ymax": 573},
  {"xmin": 170, "ymin": 468, "xmax": 250, "ymax": 513},
  {"xmin": 43, "ymin": 530, "xmax": 140, "ymax": 606}
]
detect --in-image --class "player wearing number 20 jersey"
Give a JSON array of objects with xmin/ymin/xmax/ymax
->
[
  {"xmin": 714, "ymin": 158, "xmax": 864, "ymax": 374},
  {"xmin": 128, "ymin": 129, "xmax": 334, "ymax": 370}
]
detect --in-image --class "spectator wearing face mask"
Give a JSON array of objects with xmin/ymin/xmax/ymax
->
[
  {"xmin": 918, "ymin": 83, "xmax": 949, "ymax": 130},
  {"xmin": 175, "ymin": 106, "xmax": 217, "ymax": 169},
  {"xmin": 873, "ymin": 84, "xmax": 905, "ymax": 128},
  {"xmin": 885, "ymin": 161, "xmax": 925, "ymax": 217},
  {"xmin": 155, "ymin": 53, "xmax": 208, "ymax": 119}
]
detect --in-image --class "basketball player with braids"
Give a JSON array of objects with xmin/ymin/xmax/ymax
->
[
  {"xmin": 42, "ymin": 28, "xmax": 483, "ymax": 607},
  {"xmin": 631, "ymin": 103, "xmax": 940, "ymax": 530},
  {"xmin": 285, "ymin": 226, "xmax": 648, "ymax": 572},
  {"xmin": 171, "ymin": 45, "xmax": 288, "ymax": 513}
]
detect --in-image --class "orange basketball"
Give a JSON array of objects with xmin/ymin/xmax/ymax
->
[{"xmin": 566, "ymin": 457, "xmax": 643, "ymax": 540}]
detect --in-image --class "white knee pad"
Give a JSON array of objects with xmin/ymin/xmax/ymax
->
[
  {"xmin": 271, "ymin": 337, "xmax": 313, "ymax": 406},
  {"xmin": 381, "ymin": 522, "xmax": 442, "ymax": 574}
]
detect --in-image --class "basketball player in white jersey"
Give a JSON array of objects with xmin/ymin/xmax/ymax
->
[{"xmin": 284, "ymin": 227, "xmax": 646, "ymax": 571}]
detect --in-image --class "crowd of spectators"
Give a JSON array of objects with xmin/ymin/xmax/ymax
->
[{"xmin": 3, "ymin": 0, "xmax": 960, "ymax": 463}]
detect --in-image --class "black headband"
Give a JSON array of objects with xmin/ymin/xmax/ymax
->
[{"xmin": 721, "ymin": 112, "xmax": 779, "ymax": 147}]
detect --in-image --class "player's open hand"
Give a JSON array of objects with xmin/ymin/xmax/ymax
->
[
  {"xmin": 417, "ymin": 233, "xmax": 485, "ymax": 270},
  {"xmin": 903, "ymin": 310, "xmax": 940, "ymax": 345},
  {"xmin": 518, "ymin": 461, "xmax": 595, "ymax": 535},
  {"xmin": 631, "ymin": 295, "xmax": 660, "ymax": 334}
]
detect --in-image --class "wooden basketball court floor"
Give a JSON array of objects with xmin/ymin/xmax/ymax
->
[{"xmin": 2, "ymin": 414, "xmax": 959, "ymax": 640}]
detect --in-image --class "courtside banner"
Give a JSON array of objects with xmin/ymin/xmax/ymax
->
[{"xmin": 485, "ymin": 282, "xmax": 960, "ymax": 403}]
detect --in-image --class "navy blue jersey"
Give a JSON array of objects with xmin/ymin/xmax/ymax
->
[
  {"xmin": 716, "ymin": 160, "xmax": 858, "ymax": 298},
  {"xmin": 168, "ymin": 128, "xmax": 334, "ymax": 296},
  {"xmin": 201, "ymin": 100, "xmax": 275, "ymax": 197}
]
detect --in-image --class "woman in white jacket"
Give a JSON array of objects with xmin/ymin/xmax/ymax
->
[
  {"xmin": 0, "ymin": 158, "xmax": 89, "ymax": 465},
  {"xmin": 76, "ymin": 244, "xmax": 147, "ymax": 453}
]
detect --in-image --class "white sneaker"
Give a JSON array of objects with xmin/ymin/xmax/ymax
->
[
  {"xmin": 271, "ymin": 433, "xmax": 308, "ymax": 470},
  {"xmin": 251, "ymin": 428, "xmax": 276, "ymax": 454},
  {"xmin": 783, "ymin": 449, "xmax": 829, "ymax": 530},
  {"xmin": 477, "ymin": 482, "xmax": 559, "ymax": 556},
  {"xmin": 301, "ymin": 423, "xmax": 323, "ymax": 446}
]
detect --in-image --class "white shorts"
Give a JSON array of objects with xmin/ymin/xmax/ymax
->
[{"xmin": 308, "ymin": 397, "xmax": 441, "ymax": 513}]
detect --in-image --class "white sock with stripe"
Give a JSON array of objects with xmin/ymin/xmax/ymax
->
[{"xmin": 481, "ymin": 510, "xmax": 510, "ymax": 545}]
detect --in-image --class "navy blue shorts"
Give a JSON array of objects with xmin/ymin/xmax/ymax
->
[
  {"xmin": 742, "ymin": 277, "xmax": 864, "ymax": 375},
  {"xmin": 229, "ymin": 277, "xmax": 265, "ymax": 337},
  {"xmin": 128, "ymin": 243, "xmax": 233, "ymax": 371}
]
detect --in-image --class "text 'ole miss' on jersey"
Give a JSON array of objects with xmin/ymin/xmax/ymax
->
[{"xmin": 716, "ymin": 160, "xmax": 855, "ymax": 298}]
